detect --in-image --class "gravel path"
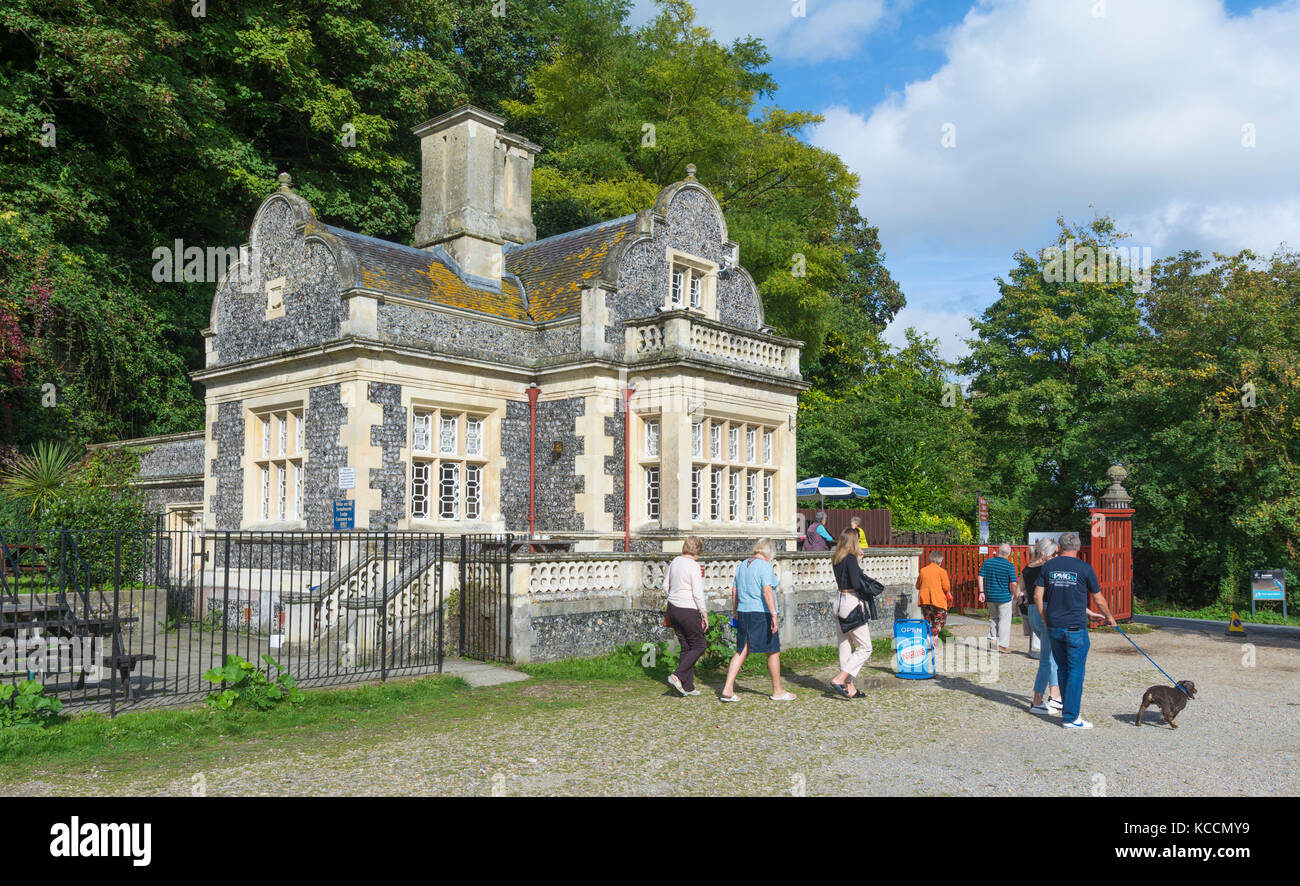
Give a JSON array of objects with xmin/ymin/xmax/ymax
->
[{"xmin": 7, "ymin": 624, "xmax": 1298, "ymax": 797}]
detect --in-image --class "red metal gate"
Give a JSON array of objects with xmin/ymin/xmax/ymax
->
[{"xmin": 916, "ymin": 510, "xmax": 1132, "ymax": 622}]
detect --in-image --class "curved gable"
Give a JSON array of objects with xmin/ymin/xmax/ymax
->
[
  {"xmin": 602, "ymin": 179, "xmax": 765, "ymax": 353},
  {"xmin": 207, "ymin": 190, "xmax": 347, "ymax": 367}
]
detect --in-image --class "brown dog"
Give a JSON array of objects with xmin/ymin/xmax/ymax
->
[{"xmin": 1135, "ymin": 680, "xmax": 1197, "ymax": 728}]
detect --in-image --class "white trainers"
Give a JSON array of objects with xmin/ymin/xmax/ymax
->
[
  {"xmin": 1063, "ymin": 717, "xmax": 1093, "ymax": 729},
  {"xmin": 1047, "ymin": 697, "xmax": 1063, "ymax": 711},
  {"xmin": 667, "ymin": 674, "xmax": 686, "ymax": 696},
  {"xmin": 1029, "ymin": 703, "xmax": 1052, "ymax": 715}
]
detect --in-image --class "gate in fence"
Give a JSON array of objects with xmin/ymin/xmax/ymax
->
[
  {"xmin": 916, "ymin": 505, "xmax": 1134, "ymax": 622},
  {"xmin": 457, "ymin": 534, "xmax": 512, "ymax": 662},
  {"xmin": 1, "ymin": 527, "xmax": 513, "ymax": 715}
]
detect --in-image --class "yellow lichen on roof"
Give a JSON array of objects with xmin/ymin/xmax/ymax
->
[
  {"xmin": 507, "ymin": 220, "xmax": 634, "ymax": 321},
  {"xmin": 294, "ymin": 217, "xmax": 634, "ymax": 324}
]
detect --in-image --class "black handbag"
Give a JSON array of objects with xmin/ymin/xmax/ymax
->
[
  {"xmin": 855, "ymin": 571, "xmax": 884, "ymax": 621},
  {"xmin": 836, "ymin": 592, "xmax": 870, "ymax": 632}
]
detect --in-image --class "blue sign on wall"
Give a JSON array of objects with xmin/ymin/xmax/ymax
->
[{"xmin": 333, "ymin": 499, "xmax": 355, "ymax": 531}]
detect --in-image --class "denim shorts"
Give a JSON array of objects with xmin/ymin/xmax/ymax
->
[{"xmin": 736, "ymin": 610, "xmax": 780, "ymax": 654}]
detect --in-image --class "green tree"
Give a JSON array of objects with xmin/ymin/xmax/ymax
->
[
  {"xmin": 1110, "ymin": 248, "xmax": 1300, "ymax": 605},
  {"xmin": 504, "ymin": 0, "xmax": 869, "ymax": 359},
  {"xmin": 798, "ymin": 320, "xmax": 975, "ymax": 532},
  {"xmin": 960, "ymin": 217, "xmax": 1145, "ymax": 538},
  {"xmin": 0, "ymin": 0, "xmax": 565, "ymax": 441}
]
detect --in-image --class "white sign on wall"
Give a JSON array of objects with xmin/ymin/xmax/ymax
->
[{"xmin": 338, "ymin": 466, "xmax": 356, "ymax": 490}]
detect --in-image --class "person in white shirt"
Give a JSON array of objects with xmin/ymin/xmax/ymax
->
[{"xmin": 664, "ymin": 536, "xmax": 709, "ymax": 696}]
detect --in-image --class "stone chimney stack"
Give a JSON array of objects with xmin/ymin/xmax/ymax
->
[{"xmin": 411, "ymin": 105, "xmax": 540, "ymax": 284}]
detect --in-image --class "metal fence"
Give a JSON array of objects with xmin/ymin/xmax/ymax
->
[
  {"xmin": 0, "ymin": 527, "xmax": 512, "ymax": 715},
  {"xmin": 916, "ymin": 543, "xmax": 1133, "ymax": 621}
]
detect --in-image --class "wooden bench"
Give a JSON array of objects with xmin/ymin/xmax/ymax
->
[{"xmin": 75, "ymin": 653, "xmax": 157, "ymax": 700}]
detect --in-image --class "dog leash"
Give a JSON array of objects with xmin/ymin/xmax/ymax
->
[{"xmin": 1114, "ymin": 625, "xmax": 1192, "ymax": 696}]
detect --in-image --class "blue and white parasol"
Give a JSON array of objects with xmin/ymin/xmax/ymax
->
[{"xmin": 795, "ymin": 475, "xmax": 870, "ymax": 506}]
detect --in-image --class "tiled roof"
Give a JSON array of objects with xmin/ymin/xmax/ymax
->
[
  {"xmin": 504, "ymin": 216, "xmax": 638, "ymax": 322},
  {"xmin": 304, "ymin": 215, "xmax": 637, "ymax": 324},
  {"xmin": 322, "ymin": 226, "xmax": 533, "ymax": 322}
]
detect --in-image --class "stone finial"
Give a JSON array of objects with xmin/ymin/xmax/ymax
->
[
  {"xmin": 1100, "ymin": 464, "xmax": 1132, "ymax": 509},
  {"xmin": 685, "ymin": 163, "xmax": 697, "ymax": 181},
  {"xmin": 277, "ymin": 172, "xmax": 293, "ymax": 192}
]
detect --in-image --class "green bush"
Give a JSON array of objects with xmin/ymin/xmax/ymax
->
[
  {"xmin": 202, "ymin": 655, "xmax": 304, "ymax": 712},
  {"xmin": 648, "ymin": 612, "xmax": 742, "ymax": 672},
  {"xmin": 892, "ymin": 511, "xmax": 974, "ymax": 543},
  {"xmin": 0, "ymin": 680, "xmax": 63, "ymax": 727}
]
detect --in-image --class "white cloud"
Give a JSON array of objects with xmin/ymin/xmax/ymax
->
[
  {"xmin": 628, "ymin": 0, "xmax": 889, "ymax": 61},
  {"xmin": 807, "ymin": 0, "xmax": 1300, "ymax": 360},
  {"xmin": 810, "ymin": 0, "xmax": 1300, "ymax": 256},
  {"xmin": 883, "ymin": 303, "xmax": 976, "ymax": 366}
]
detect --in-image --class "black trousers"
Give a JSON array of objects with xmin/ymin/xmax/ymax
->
[{"xmin": 667, "ymin": 604, "xmax": 707, "ymax": 691}]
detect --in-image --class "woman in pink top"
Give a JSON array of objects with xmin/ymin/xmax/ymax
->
[{"xmin": 663, "ymin": 536, "xmax": 709, "ymax": 696}]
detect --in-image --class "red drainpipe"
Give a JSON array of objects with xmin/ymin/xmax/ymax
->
[
  {"xmin": 527, "ymin": 383, "xmax": 539, "ymax": 544},
  {"xmin": 623, "ymin": 385, "xmax": 635, "ymax": 552}
]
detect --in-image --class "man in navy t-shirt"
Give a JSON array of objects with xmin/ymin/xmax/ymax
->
[{"xmin": 1033, "ymin": 531, "xmax": 1117, "ymax": 729}]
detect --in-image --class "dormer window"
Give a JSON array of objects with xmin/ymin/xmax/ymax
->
[
  {"xmin": 670, "ymin": 264, "xmax": 703, "ymax": 309},
  {"xmin": 666, "ymin": 252, "xmax": 716, "ymax": 315}
]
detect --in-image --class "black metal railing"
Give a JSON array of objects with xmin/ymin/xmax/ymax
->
[
  {"xmin": 0, "ymin": 527, "xmax": 513, "ymax": 715},
  {"xmin": 458, "ymin": 534, "xmax": 512, "ymax": 662}
]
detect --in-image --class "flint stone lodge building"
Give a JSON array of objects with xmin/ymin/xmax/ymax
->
[{"xmin": 104, "ymin": 106, "xmax": 922, "ymax": 661}]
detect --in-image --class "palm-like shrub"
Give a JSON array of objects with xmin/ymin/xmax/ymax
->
[{"xmin": 0, "ymin": 441, "xmax": 80, "ymax": 521}]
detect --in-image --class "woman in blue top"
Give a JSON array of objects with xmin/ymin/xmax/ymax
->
[{"xmin": 720, "ymin": 538, "xmax": 795, "ymax": 702}]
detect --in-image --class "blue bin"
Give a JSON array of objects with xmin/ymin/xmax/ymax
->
[{"xmin": 894, "ymin": 618, "xmax": 934, "ymax": 679}]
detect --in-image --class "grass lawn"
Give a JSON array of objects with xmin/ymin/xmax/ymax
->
[
  {"xmin": 517, "ymin": 638, "xmax": 896, "ymax": 682},
  {"xmin": 1133, "ymin": 598, "xmax": 1299, "ymax": 627},
  {"xmin": 0, "ymin": 640, "xmax": 896, "ymax": 787},
  {"xmin": 0, "ymin": 675, "xmax": 480, "ymax": 783}
]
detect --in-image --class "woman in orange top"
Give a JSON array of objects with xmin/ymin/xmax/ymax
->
[{"xmin": 915, "ymin": 550, "xmax": 953, "ymax": 641}]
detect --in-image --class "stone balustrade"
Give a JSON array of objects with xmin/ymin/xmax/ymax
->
[
  {"xmin": 508, "ymin": 548, "xmax": 922, "ymax": 661},
  {"xmin": 626, "ymin": 311, "xmax": 801, "ymax": 379}
]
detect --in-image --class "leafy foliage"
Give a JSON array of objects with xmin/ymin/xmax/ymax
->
[
  {"xmin": 1109, "ymin": 248, "xmax": 1300, "ymax": 604},
  {"xmin": 0, "ymin": 680, "xmax": 63, "ymax": 728},
  {"xmin": 799, "ymin": 315, "xmax": 975, "ymax": 529},
  {"xmin": 0, "ymin": 0, "xmax": 564, "ymax": 444},
  {"xmin": 965, "ymin": 220, "xmax": 1300, "ymax": 603},
  {"xmin": 960, "ymin": 217, "xmax": 1145, "ymax": 539},
  {"xmin": 203, "ymin": 654, "xmax": 304, "ymax": 711},
  {"xmin": 504, "ymin": 0, "xmax": 899, "ymax": 360},
  {"xmin": 0, "ymin": 439, "xmax": 78, "ymax": 519}
]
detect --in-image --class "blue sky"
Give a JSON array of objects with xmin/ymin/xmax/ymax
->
[{"xmin": 631, "ymin": 0, "xmax": 1300, "ymax": 361}]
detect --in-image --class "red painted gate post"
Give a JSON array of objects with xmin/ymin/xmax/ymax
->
[{"xmin": 1090, "ymin": 466, "xmax": 1134, "ymax": 621}]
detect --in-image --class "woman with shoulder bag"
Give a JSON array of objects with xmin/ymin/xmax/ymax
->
[
  {"xmin": 663, "ymin": 536, "xmax": 709, "ymax": 696},
  {"xmin": 829, "ymin": 529, "xmax": 880, "ymax": 699}
]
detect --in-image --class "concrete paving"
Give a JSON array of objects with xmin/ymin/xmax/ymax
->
[{"xmin": 442, "ymin": 657, "xmax": 531, "ymax": 687}]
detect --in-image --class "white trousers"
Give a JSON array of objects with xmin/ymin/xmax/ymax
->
[{"xmin": 834, "ymin": 592, "xmax": 873, "ymax": 677}]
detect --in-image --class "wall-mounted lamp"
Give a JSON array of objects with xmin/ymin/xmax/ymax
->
[{"xmin": 552, "ymin": 441, "xmax": 563, "ymax": 458}]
